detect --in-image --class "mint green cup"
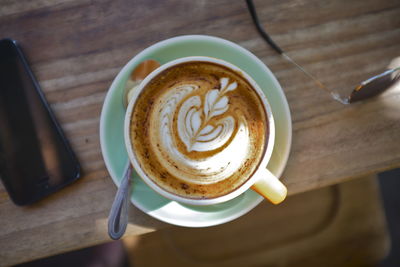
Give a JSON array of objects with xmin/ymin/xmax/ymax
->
[{"xmin": 100, "ymin": 35, "xmax": 292, "ymax": 227}]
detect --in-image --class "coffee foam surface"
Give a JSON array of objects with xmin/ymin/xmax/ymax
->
[{"xmin": 130, "ymin": 62, "xmax": 267, "ymax": 199}]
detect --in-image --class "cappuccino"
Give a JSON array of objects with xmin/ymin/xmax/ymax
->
[{"xmin": 130, "ymin": 61, "xmax": 268, "ymax": 199}]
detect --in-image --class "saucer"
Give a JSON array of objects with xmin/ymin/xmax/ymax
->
[{"xmin": 99, "ymin": 35, "xmax": 292, "ymax": 227}]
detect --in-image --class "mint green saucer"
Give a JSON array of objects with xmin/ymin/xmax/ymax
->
[{"xmin": 100, "ymin": 35, "xmax": 292, "ymax": 227}]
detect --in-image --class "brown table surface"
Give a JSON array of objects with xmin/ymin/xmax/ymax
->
[
  {"xmin": 0, "ymin": 0, "xmax": 399, "ymax": 266},
  {"xmin": 125, "ymin": 176, "xmax": 389, "ymax": 267}
]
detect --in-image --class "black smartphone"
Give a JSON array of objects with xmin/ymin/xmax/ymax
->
[{"xmin": 0, "ymin": 38, "xmax": 81, "ymax": 205}]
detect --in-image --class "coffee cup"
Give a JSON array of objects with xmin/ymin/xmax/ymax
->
[{"xmin": 124, "ymin": 56, "xmax": 287, "ymax": 205}]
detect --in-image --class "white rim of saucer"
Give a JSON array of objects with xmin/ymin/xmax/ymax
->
[{"xmin": 99, "ymin": 35, "xmax": 292, "ymax": 227}]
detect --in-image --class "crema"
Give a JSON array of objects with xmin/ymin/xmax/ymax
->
[{"xmin": 130, "ymin": 61, "xmax": 268, "ymax": 199}]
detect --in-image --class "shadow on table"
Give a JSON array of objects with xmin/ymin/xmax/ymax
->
[
  {"xmin": 378, "ymin": 168, "xmax": 400, "ymax": 267},
  {"xmin": 14, "ymin": 170, "xmax": 400, "ymax": 267},
  {"xmin": 13, "ymin": 241, "xmax": 129, "ymax": 267}
]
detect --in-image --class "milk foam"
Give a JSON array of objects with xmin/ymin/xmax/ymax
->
[
  {"xmin": 178, "ymin": 77, "xmax": 237, "ymax": 152},
  {"xmin": 150, "ymin": 78, "xmax": 250, "ymax": 185},
  {"xmin": 131, "ymin": 61, "xmax": 267, "ymax": 199}
]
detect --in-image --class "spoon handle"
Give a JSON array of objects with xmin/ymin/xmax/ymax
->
[{"xmin": 108, "ymin": 163, "xmax": 132, "ymax": 240}]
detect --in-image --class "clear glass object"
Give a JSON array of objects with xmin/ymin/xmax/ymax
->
[{"xmin": 246, "ymin": 0, "xmax": 400, "ymax": 104}]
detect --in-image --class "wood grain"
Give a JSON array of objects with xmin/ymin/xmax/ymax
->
[
  {"xmin": 124, "ymin": 176, "xmax": 389, "ymax": 267},
  {"xmin": 0, "ymin": 0, "xmax": 399, "ymax": 265}
]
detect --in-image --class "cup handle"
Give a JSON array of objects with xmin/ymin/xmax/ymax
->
[{"xmin": 251, "ymin": 168, "xmax": 287, "ymax": 204}]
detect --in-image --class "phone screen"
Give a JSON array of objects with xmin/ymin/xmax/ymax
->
[{"xmin": 0, "ymin": 39, "xmax": 80, "ymax": 205}]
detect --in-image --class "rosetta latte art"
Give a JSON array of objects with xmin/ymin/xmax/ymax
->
[
  {"xmin": 178, "ymin": 77, "xmax": 237, "ymax": 152},
  {"xmin": 152, "ymin": 77, "xmax": 251, "ymax": 185},
  {"xmin": 131, "ymin": 61, "xmax": 267, "ymax": 198}
]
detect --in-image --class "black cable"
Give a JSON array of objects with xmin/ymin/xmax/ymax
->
[
  {"xmin": 245, "ymin": 0, "xmax": 284, "ymax": 55},
  {"xmin": 245, "ymin": 0, "xmax": 331, "ymax": 95}
]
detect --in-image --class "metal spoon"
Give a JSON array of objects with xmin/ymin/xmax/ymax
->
[{"xmin": 108, "ymin": 59, "xmax": 160, "ymax": 240}]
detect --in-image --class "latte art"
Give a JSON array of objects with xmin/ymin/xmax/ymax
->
[
  {"xmin": 130, "ymin": 62, "xmax": 267, "ymax": 199},
  {"xmin": 153, "ymin": 77, "xmax": 248, "ymax": 185},
  {"xmin": 178, "ymin": 77, "xmax": 237, "ymax": 152}
]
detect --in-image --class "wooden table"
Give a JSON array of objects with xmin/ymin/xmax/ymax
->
[
  {"xmin": 0, "ymin": 0, "xmax": 399, "ymax": 265},
  {"xmin": 125, "ymin": 177, "xmax": 389, "ymax": 267}
]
